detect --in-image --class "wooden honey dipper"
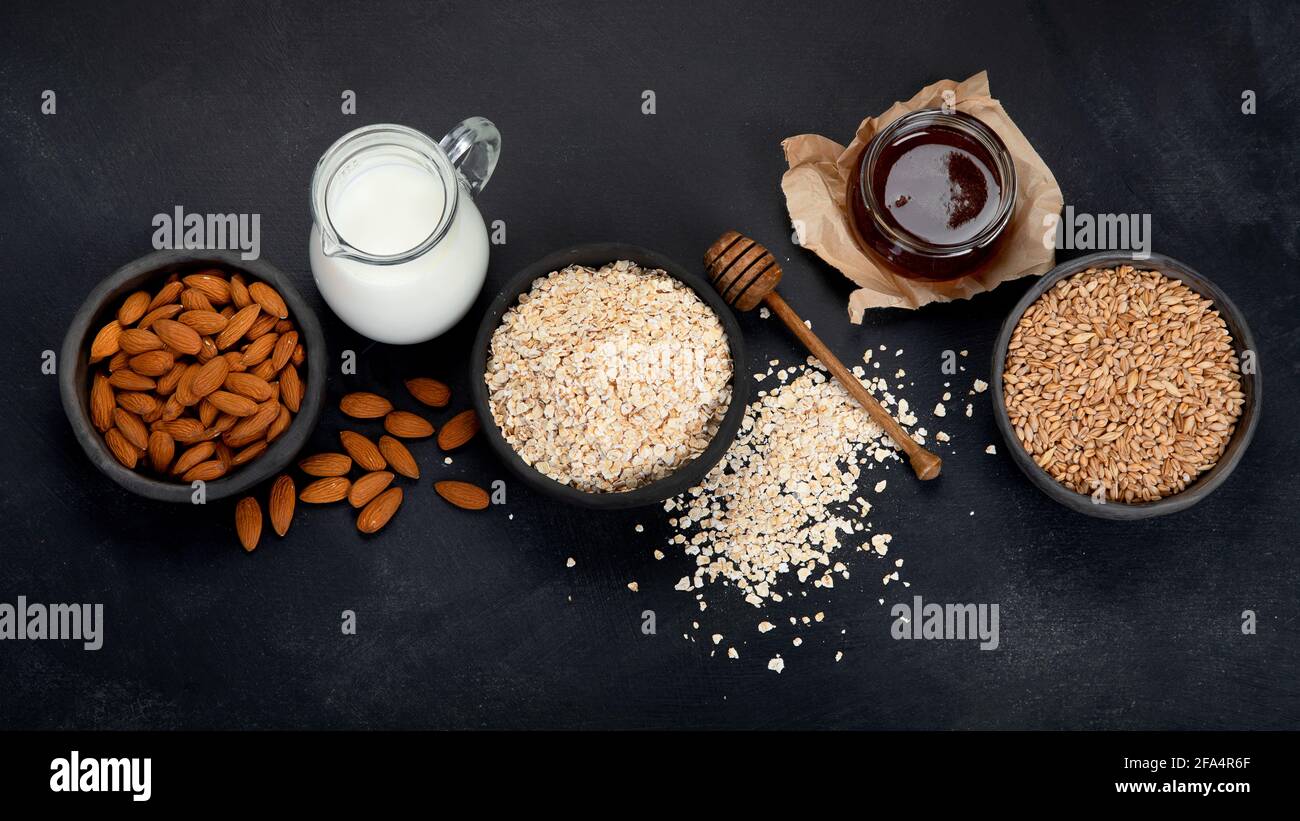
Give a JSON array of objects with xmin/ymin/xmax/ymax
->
[{"xmin": 704, "ymin": 231, "xmax": 942, "ymax": 481}]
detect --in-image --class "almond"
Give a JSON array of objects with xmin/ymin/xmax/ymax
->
[
  {"xmin": 147, "ymin": 430, "xmax": 174, "ymax": 473},
  {"xmin": 384, "ymin": 410, "xmax": 434, "ymax": 439},
  {"xmin": 299, "ymin": 476, "xmax": 350, "ymax": 503},
  {"xmin": 239, "ymin": 332, "xmax": 278, "ymax": 367},
  {"xmin": 90, "ymin": 373, "xmax": 115, "ymax": 431},
  {"xmin": 437, "ymin": 409, "xmax": 480, "ymax": 451},
  {"xmin": 435, "ymin": 480, "xmax": 490, "ymax": 511},
  {"xmin": 348, "ymin": 470, "xmax": 395, "ymax": 508},
  {"xmin": 181, "ymin": 288, "xmax": 215, "ymax": 312},
  {"xmin": 112, "ymin": 408, "xmax": 149, "ymax": 450},
  {"xmin": 160, "ymin": 395, "xmax": 185, "ymax": 422},
  {"xmin": 158, "ymin": 417, "xmax": 206, "ymax": 443},
  {"xmin": 340, "ymin": 430, "xmax": 386, "ymax": 471},
  {"xmin": 266, "ymin": 404, "xmax": 292, "ymax": 442},
  {"xmin": 291, "ymin": 344, "xmax": 305, "ymax": 367},
  {"xmin": 137, "ymin": 303, "xmax": 183, "ymax": 330},
  {"xmin": 216, "ymin": 304, "xmax": 261, "ymax": 350},
  {"xmin": 179, "ymin": 309, "xmax": 228, "ymax": 335},
  {"xmin": 229, "ymin": 274, "xmax": 252, "ymax": 309},
  {"xmin": 235, "ymin": 497, "xmax": 262, "ymax": 552},
  {"xmin": 405, "ymin": 377, "xmax": 451, "ymax": 408},
  {"xmin": 174, "ymin": 362, "xmax": 204, "ymax": 406},
  {"xmin": 250, "ymin": 359, "xmax": 278, "ymax": 381},
  {"xmin": 231, "ymin": 440, "xmax": 267, "ymax": 466},
  {"xmin": 191, "ymin": 356, "xmax": 231, "ymax": 399},
  {"xmin": 357, "ymin": 487, "xmax": 403, "ymax": 534},
  {"xmin": 90, "ymin": 320, "xmax": 123, "ymax": 362},
  {"xmin": 173, "ymin": 442, "xmax": 216, "ymax": 475},
  {"xmin": 184, "ymin": 272, "xmax": 231, "ymax": 304},
  {"xmin": 269, "ymin": 474, "xmax": 295, "ymax": 536},
  {"xmin": 224, "ymin": 371, "xmax": 274, "ymax": 401},
  {"xmin": 298, "ymin": 452, "xmax": 352, "ymax": 477},
  {"xmin": 153, "ymin": 319, "xmax": 203, "ymax": 356},
  {"xmin": 340, "ymin": 392, "xmax": 392, "ymax": 419},
  {"xmin": 146, "ymin": 280, "xmax": 183, "ymax": 312},
  {"xmin": 214, "ymin": 442, "xmax": 233, "ymax": 471},
  {"xmin": 108, "ymin": 350, "xmax": 131, "ymax": 372},
  {"xmin": 246, "ymin": 314, "xmax": 278, "ymax": 340},
  {"xmin": 109, "ymin": 370, "xmax": 156, "ymax": 391},
  {"xmin": 208, "ymin": 390, "xmax": 259, "ymax": 417},
  {"xmin": 128, "ymin": 349, "xmax": 174, "ymax": 377},
  {"xmin": 248, "ymin": 282, "xmax": 289, "ymax": 319},
  {"xmin": 198, "ymin": 398, "xmax": 218, "ymax": 427},
  {"xmin": 117, "ymin": 291, "xmax": 150, "ymax": 326},
  {"xmin": 156, "ymin": 362, "xmax": 186, "ymax": 395},
  {"xmin": 118, "ymin": 328, "xmax": 163, "ymax": 354},
  {"xmin": 378, "ymin": 435, "xmax": 419, "ymax": 479},
  {"xmin": 279, "ymin": 364, "xmax": 304, "ymax": 412},
  {"xmin": 197, "ymin": 336, "xmax": 219, "ymax": 363},
  {"xmin": 272, "ymin": 330, "xmax": 298, "ymax": 371},
  {"xmin": 224, "ymin": 401, "xmax": 278, "ymax": 446},
  {"xmin": 116, "ymin": 391, "xmax": 158, "ymax": 416},
  {"xmin": 105, "ymin": 428, "xmax": 139, "ymax": 468},
  {"xmin": 182, "ymin": 459, "xmax": 227, "ymax": 482}
]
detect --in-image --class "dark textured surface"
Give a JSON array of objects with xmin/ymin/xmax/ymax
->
[{"xmin": 0, "ymin": 0, "xmax": 1297, "ymax": 730}]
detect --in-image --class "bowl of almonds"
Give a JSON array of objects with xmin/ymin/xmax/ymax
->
[
  {"xmin": 60, "ymin": 250, "xmax": 326, "ymax": 502},
  {"xmin": 992, "ymin": 252, "xmax": 1259, "ymax": 519}
]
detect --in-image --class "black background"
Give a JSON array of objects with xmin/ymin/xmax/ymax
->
[{"xmin": 1, "ymin": 0, "xmax": 1297, "ymax": 730}]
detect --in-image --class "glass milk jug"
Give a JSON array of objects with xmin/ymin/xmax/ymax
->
[{"xmin": 309, "ymin": 120, "xmax": 500, "ymax": 344}]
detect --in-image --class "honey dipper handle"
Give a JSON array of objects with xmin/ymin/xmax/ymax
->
[{"xmin": 762, "ymin": 292, "xmax": 942, "ymax": 481}]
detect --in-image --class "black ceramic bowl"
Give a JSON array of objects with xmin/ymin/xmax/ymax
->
[
  {"xmin": 470, "ymin": 243, "xmax": 748, "ymax": 510},
  {"xmin": 60, "ymin": 250, "xmax": 326, "ymax": 503},
  {"xmin": 991, "ymin": 251, "xmax": 1259, "ymax": 519}
]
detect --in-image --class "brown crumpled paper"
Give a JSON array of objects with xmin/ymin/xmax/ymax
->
[{"xmin": 781, "ymin": 71, "xmax": 1064, "ymax": 321}]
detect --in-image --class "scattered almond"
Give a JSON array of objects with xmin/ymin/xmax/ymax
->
[
  {"xmin": 298, "ymin": 452, "xmax": 352, "ymax": 477},
  {"xmin": 404, "ymin": 377, "xmax": 450, "ymax": 408},
  {"xmin": 437, "ymin": 409, "xmax": 480, "ymax": 451},
  {"xmin": 340, "ymin": 430, "xmax": 386, "ymax": 471},
  {"xmin": 235, "ymin": 497, "xmax": 262, "ymax": 551},
  {"xmin": 348, "ymin": 471, "xmax": 395, "ymax": 508},
  {"xmin": 299, "ymin": 476, "xmax": 351, "ymax": 503},
  {"xmin": 384, "ymin": 410, "xmax": 434, "ymax": 439},
  {"xmin": 147, "ymin": 430, "xmax": 174, "ymax": 473},
  {"xmin": 435, "ymin": 480, "xmax": 489, "ymax": 510},
  {"xmin": 357, "ymin": 487, "xmax": 403, "ymax": 534},
  {"xmin": 268, "ymin": 474, "xmax": 295, "ymax": 536},
  {"xmin": 340, "ymin": 392, "xmax": 393, "ymax": 419},
  {"xmin": 378, "ymin": 435, "xmax": 419, "ymax": 479}
]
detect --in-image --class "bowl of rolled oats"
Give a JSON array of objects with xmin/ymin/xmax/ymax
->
[
  {"xmin": 992, "ymin": 252, "xmax": 1259, "ymax": 519},
  {"xmin": 472, "ymin": 244, "xmax": 748, "ymax": 508}
]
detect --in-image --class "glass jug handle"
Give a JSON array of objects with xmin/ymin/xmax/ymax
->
[{"xmin": 439, "ymin": 117, "xmax": 501, "ymax": 196}]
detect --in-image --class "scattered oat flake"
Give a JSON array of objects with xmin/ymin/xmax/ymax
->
[
  {"xmin": 759, "ymin": 306, "xmax": 770, "ymax": 319},
  {"xmin": 973, "ymin": 378, "xmax": 988, "ymax": 393},
  {"xmin": 627, "ymin": 581, "xmax": 638, "ymax": 592},
  {"xmin": 758, "ymin": 620, "xmax": 775, "ymax": 633},
  {"xmin": 634, "ymin": 524, "xmax": 644, "ymax": 533},
  {"xmin": 728, "ymin": 647, "xmax": 739, "ymax": 659},
  {"xmin": 874, "ymin": 479, "xmax": 886, "ymax": 493},
  {"xmin": 985, "ymin": 444, "xmax": 997, "ymax": 455},
  {"xmin": 965, "ymin": 403, "xmax": 973, "ymax": 417},
  {"xmin": 768, "ymin": 656, "xmax": 785, "ymax": 673},
  {"xmin": 835, "ymin": 650, "xmax": 843, "ymax": 662},
  {"xmin": 933, "ymin": 403, "xmax": 946, "ymax": 417},
  {"xmin": 711, "ymin": 634, "xmax": 723, "ymax": 645},
  {"xmin": 653, "ymin": 549, "xmax": 664, "ymax": 560},
  {"xmin": 566, "ymin": 557, "xmax": 575, "ymax": 568}
]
